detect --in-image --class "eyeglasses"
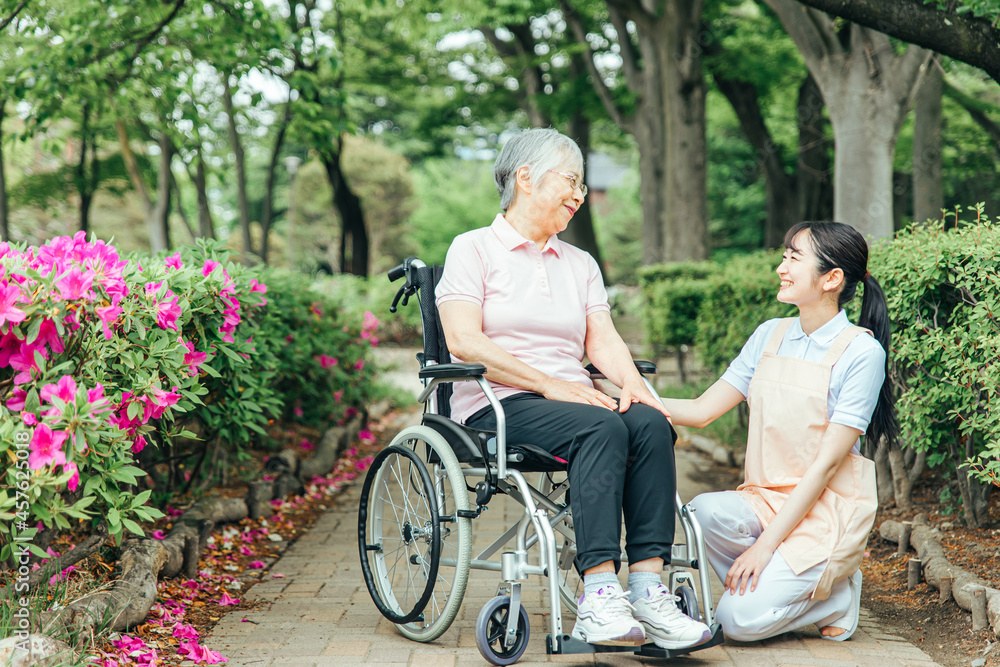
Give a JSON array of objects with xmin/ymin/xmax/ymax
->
[{"xmin": 547, "ymin": 170, "xmax": 588, "ymax": 197}]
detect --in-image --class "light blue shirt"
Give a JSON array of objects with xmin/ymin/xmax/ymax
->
[{"xmin": 720, "ymin": 310, "xmax": 886, "ymax": 436}]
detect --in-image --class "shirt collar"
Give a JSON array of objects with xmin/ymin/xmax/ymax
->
[
  {"xmin": 786, "ymin": 310, "xmax": 850, "ymax": 344},
  {"xmin": 490, "ymin": 214, "xmax": 563, "ymax": 257}
]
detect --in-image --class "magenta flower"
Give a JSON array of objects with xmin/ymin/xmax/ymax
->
[
  {"xmin": 154, "ymin": 293, "xmax": 181, "ymax": 331},
  {"xmin": 34, "ymin": 318, "xmax": 65, "ymax": 354},
  {"xmin": 215, "ymin": 591, "xmax": 240, "ymax": 606},
  {"xmin": 151, "ymin": 530, "xmax": 167, "ymax": 540},
  {"xmin": 95, "ymin": 304, "xmax": 123, "ymax": 340},
  {"xmin": 299, "ymin": 439, "xmax": 314, "ymax": 451},
  {"xmin": 144, "ymin": 386, "xmax": 181, "ymax": 421},
  {"xmin": 172, "ymin": 622, "xmax": 200, "ymax": 640},
  {"xmin": 356, "ymin": 456, "xmax": 374, "ymax": 472},
  {"xmin": 132, "ymin": 434, "xmax": 148, "ymax": 454},
  {"xmin": 354, "ymin": 359, "xmax": 364, "ymax": 371},
  {"xmin": 0, "ymin": 282, "xmax": 26, "ymax": 328},
  {"xmin": 165, "ymin": 252, "xmax": 183, "ymax": 270},
  {"xmin": 333, "ymin": 390, "xmax": 343, "ymax": 403},
  {"xmin": 202, "ymin": 259, "xmax": 220, "ymax": 277},
  {"xmin": 248, "ymin": 560, "xmax": 265, "ymax": 569},
  {"xmin": 87, "ymin": 383, "xmax": 111, "ymax": 413},
  {"xmin": 62, "ymin": 461, "xmax": 80, "ymax": 491},
  {"xmin": 249, "ymin": 279, "xmax": 267, "ymax": 307},
  {"xmin": 315, "ymin": 354, "xmax": 337, "ymax": 369},
  {"xmin": 7, "ymin": 387, "xmax": 27, "ymax": 412},
  {"xmin": 55, "ymin": 267, "xmax": 95, "ymax": 301},
  {"xmin": 183, "ymin": 341, "xmax": 208, "ymax": 376},
  {"xmin": 28, "ymin": 424, "xmax": 68, "ymax": 469},
  {"xmin": 362, "ymin": 310, "xmax": 379, "ymax": 331},
  {"xmin": 310, "ymin": 301, "xmax": 322, "ymax": 317},
  {"xmin": 145, "ymin": 280, "xmax": 164, "ymax": 296},
  {"xmin": 41, "ymin": 375, "xmax": 78, "ymax": 406},
  {"xmin": 112, "ymin": 635, "xmax": 147, "ymax": 652},
  {"xmin": 22, "ymin": 412, "xmax": 37, "ymax": 426},
  {"xmin": 178, "ymin": 640, "xmax": 228, "ymax": 664}
]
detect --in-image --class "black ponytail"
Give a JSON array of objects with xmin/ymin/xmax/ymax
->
[{"xmin": 784, "ymin": 222, "xmax": 899, "ymax": 452}]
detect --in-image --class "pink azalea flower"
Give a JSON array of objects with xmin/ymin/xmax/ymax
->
[
  {"xmin": 240, "ymin": 546, "xmax": 254, "ymax": 556},
  {"xmin": 28, "ymin": 424, "xmax": 68, "ymax": 470},
  {"xmin": 151, "ymin": 530, "xmax": 167, "ymax": 540},
  {"xmin": 95, "ymin": 304, "xmax": 123, "ymax": 340},
  {"xmin": 144, "ymin": 280, "xmax": 164, "ymax": 296},
  {"xmin": 358, "ymin": 430, "xmax": 375, "ymax": 444},
  {"xmin": 362, "ymin": 310, "xmax": 379, "ymax": 331},
  {"xmin": 172, "ymin": 622, "xmax": 200, "ymax": 640},
  {"xmin": 248, "ymin": 561, "xmax": 265, "ymax": 569},
  {"xmin": 202, "ymin": 260, "xmax": 220, "ymax": 277},
  {"xmin": 344, "ymin": 407, "xmax": 358, "ymax": 419},
  {"xmin": 215, "ymin": 591, "xmax": 240, "ymax": 606},
  {"xmin": 0, "ymin": 282, "xmax": 26, "ymax": 328},
  {"xmin": 21, "ymin": 412, "xmax": 37, "ymax": 426},
  {"xmin": 7, "ymin": 387, "xmax": 27, "ymax": 412},
  {"xmin": 293, "ymin": 404, "xmax": 303, "ymax": 417},
  {"xmin": 354, "ymin": 359, "xmax": 364, "ymax": 371},
  {"xmin": 165, "ymin": 252, "xmax": 183, "ymax": 270},
  {"xmin": 183, "ymin": 341, "xmax": 208, "ymax": 376},
  {"xmin": 41, "ymin": 375, "xmax": 77, "ymax": 406},
  {"xmin": 315, "ymin": 354, "xmax": 337, "ymax": 369},
  {"xmin": 154, "ymin": 293, "xmax": 181, "ymax": 331},
  {"xmin": 333, "ymin": 390, "xmax": 343, "ymax": 403},
  {"xmin": 310, "ymin": 302, "xmax": 322, "ymax": 317},
  {"xmin": 356, "ymin": 456, "xmax": 374, "ymax": 472},
  {"xmin": 62, "ymin": 461, "xmax": 79, "ymax": 491},
  {"xmin": 134, "ymin": 649, "xmax": 160, "ymax": 666},
  {"xmin": 87, "ymin": 383, "xmax": 111, "ymax": 413},
  {"xmin": 178, "ymin": 640, "xmax": 228, "ymax": 664},
  {"xmin": 49, "ymin": 564, "xmax": 76, "ymax": 585},
  {"xmin": 33, "ymin": 318, "xmax": 65, "ymax": 354},
  {"xmin": 112, "ymin": 635, "xmax": 147, "ymax": 652},
  {"xmin": 248, "ymin": 279, "xmax": 267, "ymax": 306},
  {"xmin": 145, "ymin": 385, "xmax": 181, "ymax": 420},
  {"xmin": 284, "ymin": 334, "xmax": 293, "ymax": 343},
  {"xmin": 55, "ymin": 267, "xmax": 95, "ymax": 301},
  {"xmin": 132, "ymin": 434, "xmax": 148, "ymax": 454},
  {"xmin": 271, "ymin": 573, "xmax": 285, "ymax": 579},
  {"xmin": 299, "ymin": 439, "xmax": 314, "ymax": 451}
]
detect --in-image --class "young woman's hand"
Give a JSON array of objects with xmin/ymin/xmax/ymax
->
[
  {"xmin": 618, "ymin": 376, "xmax": 672, "ymax": 422},
  {"xmin": 724, "ymin": 541, "xmax": 776, "ymax": 596}
]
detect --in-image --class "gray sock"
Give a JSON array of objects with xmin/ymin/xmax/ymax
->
[
  {"xmin": 582, "ymin": 572, "xmax": 621, "ymax": 599},
  {"xmin": 627, "ymin": 571, "xmax": 663, "ymax": 604}
]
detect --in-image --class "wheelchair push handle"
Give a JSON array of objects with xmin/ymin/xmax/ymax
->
[{"xmin": 387, "ymin": 257, "xmax": 428, "ymax": 313}]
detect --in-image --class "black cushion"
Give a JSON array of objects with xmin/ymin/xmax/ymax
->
[{"xmin": 585, "ymin": 360, "xmax": 657, "ymax": 377}]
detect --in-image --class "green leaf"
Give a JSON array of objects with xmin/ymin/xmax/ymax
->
[{"xmin": 121, "ymin": 518, "xmax": 145, "ymax": 536}]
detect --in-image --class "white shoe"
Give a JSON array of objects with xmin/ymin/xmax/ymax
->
[
  {"xmin": 632, "ymin": 584, "xmax": 712, "ymax": 650},
  {"xmin": 571, "ymin": 586, "xmax": 646, "ymax": 646},
  {"xmin": 821, "ymin": 570, "xmax": 862, "ymax": 641}
]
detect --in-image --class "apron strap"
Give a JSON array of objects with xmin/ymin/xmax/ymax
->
[
  {"xmin": 820, "ymin": 325, "xmax": 870, "ymax": 366},
  {"xmin": 763, "ymin": 318, "xmax": 795, "ymax": 357}
]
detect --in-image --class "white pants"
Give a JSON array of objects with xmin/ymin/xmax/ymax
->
[{"xmin": 690, "ymin": 491, "xmax": 853, "ymax": 642}]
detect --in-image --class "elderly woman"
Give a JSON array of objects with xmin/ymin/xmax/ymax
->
[{"xmin": 435, "ymin": 128, "xmax": 710, "ymax": 650}]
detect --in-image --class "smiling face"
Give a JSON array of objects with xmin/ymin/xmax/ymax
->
[
  {"xmin": 532, "ymin": 157, "xmax": 585, "ymax": 236},
  {"xmin": 776, "ymin": 229, "xmax": 829, "ymax": 307}
]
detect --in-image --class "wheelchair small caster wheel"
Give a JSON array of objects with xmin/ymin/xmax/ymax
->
[
  {"xmin": 676, "ymin": 584, "xmax": 700, "ymax": 621},
  {"xmin": 475, "ymin": 595, "xmax": 530, "ymax": 665}
]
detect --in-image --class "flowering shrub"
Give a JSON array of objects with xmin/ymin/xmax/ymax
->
[{"xmin": 0, "ymin": 235, "xmax": 379, "ymax": 561}]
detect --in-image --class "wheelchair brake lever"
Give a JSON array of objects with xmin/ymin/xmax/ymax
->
[{"xmin": 389, "ymin": 286, "xmax": 405, "ymax": 313}]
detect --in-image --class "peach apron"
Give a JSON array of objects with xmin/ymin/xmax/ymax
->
[{"xmin": 735, "ymin": 318, "xmax": 878, "ymax": 601}]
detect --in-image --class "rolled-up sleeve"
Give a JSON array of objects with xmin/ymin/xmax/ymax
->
[
  {"xmin": 436, "ymin": 236, "xmax": 485, "ymax": 307},
  {"xmin": 829, "ymin": 342, "xmax": 886, "ymax": 432},
  {"xmin": 584, "ymin": 254, "xmax": 610, "ymax": 316}
]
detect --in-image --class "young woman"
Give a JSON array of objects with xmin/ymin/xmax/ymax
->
[{"xmin": 663, "ymin": 221, "xmax": 897, "ymax": 642}]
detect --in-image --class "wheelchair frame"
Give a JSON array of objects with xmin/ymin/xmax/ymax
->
[{"xmin": 358, "ymin": 257, "xmax": 723, "ymax": 664}]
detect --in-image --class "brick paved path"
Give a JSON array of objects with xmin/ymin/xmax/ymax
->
[{"xmin": 207, "ymin": 413, "xmax": 943, "ymax": 667}]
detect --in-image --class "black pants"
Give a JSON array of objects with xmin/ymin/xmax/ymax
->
[{"xmin": 466, "ymin": 392, "xmax": 677, "ymax": 574}]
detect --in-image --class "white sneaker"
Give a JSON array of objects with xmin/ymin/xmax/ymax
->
[
  {"xmin": 571, "ymin": 586, "xmax": 646, "ymax": 646},
  {"xmin": 631, "ymin": 584, "xmax": 712, "ymax": 650}
]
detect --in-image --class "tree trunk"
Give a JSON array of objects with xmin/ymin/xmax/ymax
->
[
  {"xmin": 0, "ymin": 100, "xmax": 9, "ymax": 243},
  {"xmin": 321, "ymin": 138, "xmax": 368, "ymax": 277},
  {"xmin": 194, "ymin": 148, "xmax": 215, "ymax": 239},
  {"xmin": 795, "ymin": 73, "xmax": 833, "ymax": 223},
  {"xmin": 152, "ymin": 132, "xmax": 173, "ymax": 251},
  {"xmin": 259, "ymin": 104, "xmax": 292, "ymax": 265},
  {"xmin": 562, "ymin": 107, "xmax": 605, "ymax": 274},
  {"xmin": 222, "ymin": 74, "xmax": 253, "ymax": 261},
  {"xmin": 763, "ymin": 5, "xmax": 931, "ymax": 240},
  {"xmin": 886, "ymin": 441, "xmax": 925, "ymax": 512},
  {"xmin": 953, "ymin": 436, "xmax": 992, "ymax": 529},
  {"xmin": 713, "ymin": 74, "xmax": 797, "ymax": 249},
  {"xmin": 115, "ymin": 120, "xmax": 163, "ymax": 250},
  {"xmin": 873, "ymin": 439, "xmax": 896, "ymax": 507},
  {"xmin": 913, "ymin": 55, "xmax": 943, "ymax": 225}
]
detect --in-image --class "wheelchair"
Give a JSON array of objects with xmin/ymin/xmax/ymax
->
[{"xmin": 358, "ymin": 257, "xmax": 723, "ymax": 665}]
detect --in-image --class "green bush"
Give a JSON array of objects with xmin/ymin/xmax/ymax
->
[
  {"xmin": 638, "ymin": 262, "xmax": 717, "ymax": 351},
  {"xmin": 694, "ymin": 250, "xmax": 792, "ymax": 374},
  {"xmin": 872, "ymin": 208, "xmax": 1000, "ymax": 515}
]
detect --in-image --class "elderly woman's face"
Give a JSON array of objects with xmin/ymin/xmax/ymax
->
[{"xmin": 532, "ymin": 159, "xmax": 586, "ymax": 234}]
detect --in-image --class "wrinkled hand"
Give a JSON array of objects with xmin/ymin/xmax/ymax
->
[
  {"xmin": 541, "ymin": 378, "xmax": 617, "ymax": 410},
  {"xmin": 618, "ymin": 377, "xmax": 673, "ymax": 422},
  {"xmin": 724, "ymin": 541, "xmax": 775, "ymax": 596}
]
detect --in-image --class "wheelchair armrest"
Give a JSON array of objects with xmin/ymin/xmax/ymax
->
[
  {"xmin": 418, "ymin": 362, "xmax": 487, "ymax": 380},
  {"xmin": 585, "ymin": 360, "xmax": 657, "ymax": 380}
]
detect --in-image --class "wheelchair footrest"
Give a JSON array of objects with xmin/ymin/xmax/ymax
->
[
  {"xmin": 634, "ymin": 623, "xmax": 725, "ymax": 658},
  {"xmin": 547, "ymin": 623, "xmax": 724, "ymax": 657}
]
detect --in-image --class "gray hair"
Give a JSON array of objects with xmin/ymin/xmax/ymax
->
[{"xmin": 493, "ymin": 128, "xmax": 584, "ymax": 211}]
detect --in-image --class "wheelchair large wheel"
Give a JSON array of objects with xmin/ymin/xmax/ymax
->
[{"xmin": 358, "ymin": 425, "xmax": 472, "ymax": 642}]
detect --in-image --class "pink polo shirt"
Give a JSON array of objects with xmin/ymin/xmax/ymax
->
[{"xmin": 435, "ymin": 214, "xmax": 610, "ymax": 424}]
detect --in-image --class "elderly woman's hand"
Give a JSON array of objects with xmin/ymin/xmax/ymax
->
[
  {"xmin": 618, "ymin": 376, "xmax": 673, "ymax": 422},
  {"xmin": 541, "ymin": 377, "xmax": 619, "ymax": 410}
]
